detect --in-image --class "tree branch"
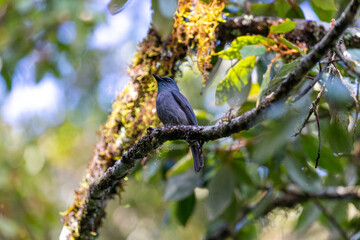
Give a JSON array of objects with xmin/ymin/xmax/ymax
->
[
  {"xmin": 206, "ymin": 186, "xmax": 360, "ymax": 240},
  {"xmin": 218, "ymin": 16, "xmax": 360, "ymax": 49},
  {"xmin": 245, "ymin": 186, "xmax": 360, "ymax": 222},
  {"xmin": 63, "ymin": 1, "xmax": 360, "ymax": 239},
  {"xmin": 314, "ymin": 199, "xmax": 349, "ymax": 240}
]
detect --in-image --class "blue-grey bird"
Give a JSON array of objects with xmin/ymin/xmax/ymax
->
[{"xmin": 153, "ymin": 73, "xmax": 204, "ymax": 172}]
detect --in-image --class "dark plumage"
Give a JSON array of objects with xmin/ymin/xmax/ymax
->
[{"xmin": 153, "ymin": 74, "xmax": 204, "ymax": 172}]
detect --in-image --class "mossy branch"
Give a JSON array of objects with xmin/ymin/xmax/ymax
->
[{"xmin": 219, "ymin": 16, "xmax": 360, "ymax": 48}]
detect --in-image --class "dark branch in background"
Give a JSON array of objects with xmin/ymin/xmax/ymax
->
[
  {"xmin": 293, "ymin": 60, "xmax": 333, "ymax": 168},
  {"xmin": 72, "ymin": 1, "xmax": 360, "ymax": 238},
  {"xmin": 269, "ymin": 186, "xmax": 360, "ymax": 209},
  {"xmin": 218, "ymin": 16, "xmax": 360, "ymax": 49},
  {"xmin": 293, "ymin": 79, "xmax": 328, "ymax": 136},
  {"xmin": 292, "ymin": 59, "xmax": 329, "ymax": 103},
  {"xmin": 314, "ymin": 199, "xmax": 349, "ymax": 240},
  {"xmin": 207, "ymin": 186, "xmax": 360, "ymax": 240},
  {"xmin": 314, "ymin": 107, "xmax": 321, "ymax": 168}
]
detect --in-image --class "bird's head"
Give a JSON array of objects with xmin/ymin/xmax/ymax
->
[{"xmin": 153, "ymin": 74, "xmax": 179, "ymax": 91}]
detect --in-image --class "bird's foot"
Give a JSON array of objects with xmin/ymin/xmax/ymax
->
[{"xmin": 146, "ymin": 127, "xmax": 154, "ymax": 134}]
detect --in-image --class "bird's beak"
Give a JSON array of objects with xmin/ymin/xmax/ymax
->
[{"xmin": 152, "ymin": 73, "xmax": 162, "ymax": 82}]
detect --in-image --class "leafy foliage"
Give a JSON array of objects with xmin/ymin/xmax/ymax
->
[
  {"xmin": 219, "ymin": 35, "xmax": 271, "ymax": 60},
  {"xmin": 269, "ymin": 20, "xmax": 297, "ymax": 34},
  {"xmin": 215, "ymin": 56, "xmax": 256, "ymax": 106},
  {"xmin": 206, "ymin": 165, "xmax": 235, "ymax": 220}
]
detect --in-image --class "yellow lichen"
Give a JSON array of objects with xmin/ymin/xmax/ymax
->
[{"xmin": 173, "ymin": 0, "xmax": 226, "ymax": 85}]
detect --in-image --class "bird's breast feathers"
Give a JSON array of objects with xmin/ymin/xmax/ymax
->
[{"xmin": 156, "ymin": 91, "xmax": 190, "ymax": 125}]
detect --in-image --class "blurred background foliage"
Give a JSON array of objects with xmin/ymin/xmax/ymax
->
[{"xmin": 1, "ymin": 0, "xmax": 360, "ymax": 239}]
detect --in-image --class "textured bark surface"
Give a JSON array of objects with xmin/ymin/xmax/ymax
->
[{"xmin": 219, "ymin": 16, "xmax": 360, "ymax": 48}]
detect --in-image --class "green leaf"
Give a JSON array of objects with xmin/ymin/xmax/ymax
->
[
  {"xmin": 222, "ymin": 196, "xmax": 238, "ymax": 223},
  {"xmin": 278, "ymin": 37, "xmax": 302, "ymax": 52},
  {"xmin": 231, "ymin": 161, "xmax": 253, "ymax": 185},
  {"xmin": 248, "ymin": 113, "xmax": 298, "ymax": 164},
  {"xmin": 151, "ymin": 0, "xmax": 174, "ymax": 38},
  {"xmin": 215, "ymin": 56, "xmax": 256, "ymax": 106},
  {"xmin": 274, "ymin": 0, "xmax": 291, "ymax": 18},
  {"xmin": 1, "ymin": 65, "xmax": 12, "ymax": 90},
  {"xmin": 175, "ymin": 193, "xmax": 196, "ymax": 226},
  {"xmin": 250, "ymin": 2, "xmax": 276, "ymax": 16},
  {"xmin": 206, "ymin": 165, "xmax": 235, "ymax": 220},
  {"xmin": 163, "ymin": 170, "xmax": 201, "ymax": 201},
  {"xmin": 240, "ymin": 45, "xmax": 267, "ymax": 59},
  {"xmin": 141, "ymin": 159, "xmax": 161, "ymax": 181},
  {"xmin": 219, "ymin": 35, "xmax": 271, "ymax": 60},
  {"xmin": 261, "ymin": 58, "xmax": 301, "ymax": 97},
  {"xmin": 166, "ymin": 155, "xmax": 193, "ymax": 177},
  {"xmin": 325, "ymin": 75, "xmax": 353, "ymax": 128},
  {"xmin": 310, "ymin": 1, "xmax": 335, "ymax": 22},
  {"xmin": 270, "ymin": 20, "xmax": 297, "ymax": 34},
  {"xmin": 285, "ymin": 6, "xmax": 305, "ymax": 18},
  {"xmin": 295, "ymin": 202, "xmax": 321, "ymax": 232},
  {"xmin": 311, "ymin": 0, "xmax": 337, "ymax": 11},
  {"xmin": 323, "ymin": 121, "xmax": 353, "ymax": 154},
  {"xmin": 276, "ymin": 59, "xmax": 300, "ymax": 78},
  {"xmin": 284, "ymin": 152, "xmax": 322, "ymax": 193},
  {"xmin": 255, "ymin": 53, "xmax": 275, "ymax": 86},
  {"xmin": 300, "ymin": 134, "xmax": 342, "ymax": 173},
  {"xmin": 330, "ymin": 202, "xmax": 348, "ymax": 225}
]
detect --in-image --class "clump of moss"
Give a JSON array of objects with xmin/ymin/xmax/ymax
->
[{"xmin": 173, "ymin": 0, "xmax": 226, "ymax": 85}]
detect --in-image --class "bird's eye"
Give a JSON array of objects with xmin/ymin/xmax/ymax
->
[{"xmin": 166, "ymin": 79, "xmax": 171, "ymax": 83}]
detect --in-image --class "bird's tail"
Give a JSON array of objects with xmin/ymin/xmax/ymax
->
[{"xmin": 191, "ymin": 142, "xmax": 204, "ymax": 172}]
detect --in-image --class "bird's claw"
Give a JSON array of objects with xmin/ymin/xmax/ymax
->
[{"xmin": 146, "ymin": 127, "xmax": 154, "ymax": 134}]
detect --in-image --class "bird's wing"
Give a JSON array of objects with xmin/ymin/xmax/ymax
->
[{"xmin": 170, "ymin": 90, "xmax": 198, "ymax": 125}]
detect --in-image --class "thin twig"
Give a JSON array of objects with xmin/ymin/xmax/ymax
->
[
  {"xmin": 335, "ymin": 48, "xmax": 360, "ymax": 79},
  {"xmin": 292, "ymin": 60, "xmax": 329, "ymax": 102},
  {"xmin": 293, "ymin": 78, "xmax": 329, "ymax": 137},
  {"xmin": 293, "ymin": 107, "xmax": 314, "ymax": 137},
  {"xmin": 305, "ymin": 75, "xmax": 315, "ymax": 80},
  {"xmin": 313, "ymin": 106, "xmax": 321, "ymax": 168},
  {"xmin": 314, "ymin": 199, "xmax": 349, "ymax": 240}
]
